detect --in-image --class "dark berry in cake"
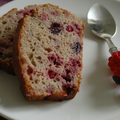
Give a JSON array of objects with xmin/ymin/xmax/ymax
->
[
  {"xmin": 49, "ymin": 22, "xmax": 63, "ymax": 34},
  {"xmin": 72, "ymin": 42, "xmax": 82, "ymax": 54},
  {"xmin": 48, "ymin": 70, "xmax": 58, "ymax": 79},
  {"xmin": 74, "ymin": 23, "xmax": 81, "ymax": 36},
  {"xmin": 63, "ymin": 82, "xmax": 77, "ymax": 95}
]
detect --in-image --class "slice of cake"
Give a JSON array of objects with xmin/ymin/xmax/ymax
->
[
  {"xmin": 0, "ymin": 4, "xmax": 38, "ymax": 75},
  {"xmin": 13, "ymin": 4, "xmax": 85, "ymax": 101}
]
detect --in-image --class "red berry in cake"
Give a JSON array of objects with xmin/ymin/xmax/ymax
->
[
  {"xmin": 66, "ymin": 25, "xmax": 74, "ymax": 32},
  {"xmin": 40, "ymin": 12, "xmax": 49, "ymax": 21},
  {"xmin": 62, "ymin": 58, "xmax": 81, "ymax": 82},
  {"xmin": 49, "ymin": 22, "xmax": 63, "ymax": 34},
  {"xmin": 17, "ymin": 9, "xmax": 35, "ymax": 18},
  {"xmin": 48, "ymin": 54, "xmax": 63, "ymax": 67},
  {"xmin": 55, "ymin": 56, "xmax": 63, "ymax": 66},
  {"xmin": 62, "ymin": 69, "xmax": 73, "ymax": 82},
  {"xmin": 48, "ymin": 70, "xmax": 58, "ymax": 79},
  {"xmin": 72, "ymin": 42, "xmax": 82, "ymax": 54},
  {"xmin": 23, "ymin": 11, "xmax": 31, "ymax": 16},
  {"xmin": 50, "ymin": 11, "xmax": 57, "ymax": 16},
  {"xmin": 74, "ymin": 23, "xmax": 81, "ymax": 36},
  {"xmin": 70, "ymin": 58, "xmax": 81, "ymax": 67},
  {"xmin": 48, "ymin": 54, "xmax": 56, "ymax": 61}
]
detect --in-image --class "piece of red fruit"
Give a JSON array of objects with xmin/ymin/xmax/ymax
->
[
  {"xmin": 48, "ymin": 70, "xmax": 58, "ymax": 79},
  {"xmin": 40, "ymin": 12, "xmax": 49, "ymax": 21},
  {"xmin": 62, "ymin": 58, "xmax": 81, "ymax": 82},
  {"xmin": 66, "ymin": 25, "xmax": 74, "ymax": 32},
  {"xmin": 48, "ymin": 54, "xmax": 63, "ymax": 67}
]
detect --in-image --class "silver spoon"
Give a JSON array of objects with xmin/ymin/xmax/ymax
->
[{"xmin": 87, "ymin": 3, "xmax": 118, "ymax": 54}]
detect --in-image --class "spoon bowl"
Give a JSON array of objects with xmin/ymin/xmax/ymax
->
[{"xmin": 87, "ymin": 4, "xmax": 118, "ymax": 54}]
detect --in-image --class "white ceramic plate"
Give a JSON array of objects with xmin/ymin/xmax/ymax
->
[{"xmin": 0, "ymin": 0, "xmax": 120, "ymax": 120}]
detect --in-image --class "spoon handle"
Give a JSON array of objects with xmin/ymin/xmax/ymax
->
[
  {"xmin": 107, "ymin": 38, "xmax": 120, "ymax": 85},
  {"xmin": 105, "ymin": 38, "xmax": 118, "ymax": 54}
]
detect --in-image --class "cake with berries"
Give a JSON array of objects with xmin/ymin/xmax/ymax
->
[
  {"xmin": 13, "ymin": 4, "xmax": 85, "ymax": 101},
  {"xmin": 0, "ymin": 4, "xmax": 39, "ymax": 74}
]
